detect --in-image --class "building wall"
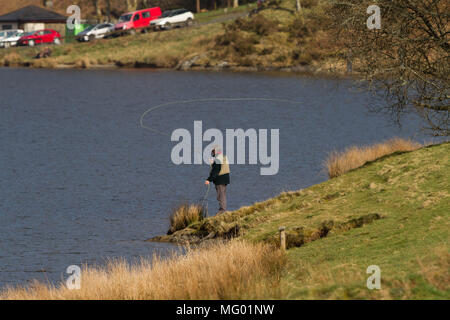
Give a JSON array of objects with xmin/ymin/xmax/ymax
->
[
  {"xmin": 23, "ymin": 22, "xmax": 45, "ymax": 32},
  {"xmin": 1, "ymin": 22, "xmax": 19, "ymax": 30},
  {"xmin": 45, "ymin": 23, "xmax": 66, "ymax": 36},
  {"xmin": 0, "ymin": 22, "xmax": 66, "ymax": 34}
]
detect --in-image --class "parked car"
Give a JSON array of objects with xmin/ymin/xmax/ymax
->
[
  {"xmin": 0, "ymin": 29, "xmax": 23, "ymax": 41},
  {"xmin": 0, "ymin": 29, "xmax": 24, "ymax": 48},
  {"xmin": 114, "ymin": 7, "xmax": 162, "ymax": 32},
  {"xmin": 77, "ymin": 23, "xmax": 114, "ymax": 42},
  {"xmin": 150, "ymin": 9, "xmax": 194, "ymax": 30},
  {"xmin": 18, "ymin": 29, "xmax": 61, "ymax": 47}
]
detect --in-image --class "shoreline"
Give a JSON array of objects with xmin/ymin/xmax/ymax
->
[
  {"xmin": 0, "ymin": 1, "xmax": 352, "ymax": 79},
  {"xmin": 147, "ymin": 142, "xmax": 449, "ymax": 247},
  {"xmin": 1, "ymin": 60, "xmax": 358, "ymax": 79}
]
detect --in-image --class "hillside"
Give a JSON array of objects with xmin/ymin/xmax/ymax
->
[
  {"xmin": 0, "ymin": 0, "xmax": 123, "ymax": 17},
  {"xmin": 0, "ymin": 1, "xmax": 68, "ymax": 16},
  {"xmin": 155, "ymin": 142, "xmax": 450, "ymax": 299},
  {"xmin": 0, "ymin": 1, "xmax": 345, "ymax": 74}
]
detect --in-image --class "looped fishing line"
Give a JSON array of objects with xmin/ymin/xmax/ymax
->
[
  {"xmin": 139, "ymin": 98, "xmax": 304, "ymax": 211},
  {"xmin": 139, "ymin": 97, "xmax": 304, "ymax": 136}
]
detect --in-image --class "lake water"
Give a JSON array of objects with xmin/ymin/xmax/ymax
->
[{"xmin": 0, "ymin": 68, "xmax": 431, "ymax": 287}]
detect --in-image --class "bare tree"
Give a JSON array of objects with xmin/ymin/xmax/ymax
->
[
  {"xmin": 126, "ymin": 0, "xmax": 138, "ymax": 12},
  {"xmin": 296, "ymin": 0, "xmax": 301, "ymax": 13},
  {"xmin": 105, "ymin": 0, "xmax": 112, "ymax": 20},
  {"xmin": 92, "ymin": 0, "xmax": 102, "ymax": 21},
  {"xmin": 330, "ymin": 0, "xmax": 449, "ymax": 136}
]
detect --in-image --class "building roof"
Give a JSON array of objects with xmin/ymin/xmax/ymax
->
[{"xmin": 0, "ymin": 5, "xmax": 67, "ymax": 23}]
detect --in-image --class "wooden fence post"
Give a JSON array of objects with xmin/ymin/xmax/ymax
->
[{"xmin": 279, "ymin": 226, "xmax": 286, "ymax": 251}]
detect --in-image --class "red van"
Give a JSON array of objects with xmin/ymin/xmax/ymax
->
[{"xmin": 115, "ymin": 7, "xmax": 162, "ymax": 31}]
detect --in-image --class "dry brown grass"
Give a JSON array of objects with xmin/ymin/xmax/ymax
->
[
  {"xmin": 75, "ymin": 57, "xmax": 98, "ymax": 69},
  {"xmin": 168, "ymin": 203, "xmax": 206, "ymax": 235},
  {"xmin": 31, "ymin": 58, "xmax": 57, "ymax": 69},
  {"xmin": 324, "ymin": 138, "xmax": 422, "ymax": 178},
  {"xmin": 1, "ymin": 52, "xmax": 22, "ymax": 66},
  {"xmin": 0, "ymin": 241, "xmax": 286, "ymax": 300}
]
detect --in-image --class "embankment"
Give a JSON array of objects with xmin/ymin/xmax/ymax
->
[
  {"xmin": 0, "ymin": 1, "xmax": 349, "ymax": 76},
  {"xmin": 150, "ymin": 142, "xmax": 449, "ymax": 298}
]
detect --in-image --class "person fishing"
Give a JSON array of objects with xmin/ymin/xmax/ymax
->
[{"xmin": 205, "ymin": 146, "xmax": 230, "ymax": 215}]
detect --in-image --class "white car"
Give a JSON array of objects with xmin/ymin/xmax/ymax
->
[
  {"xmin": 0, "ymin": 29, "xmax": 24, "ymax": 48},
  {"xmin": 150, "ymin": 9, "xmax": 194, "ymax": 30},
  {"xmin": 77, "ymin": 23, "xmax": 114, "ymax": 42}
]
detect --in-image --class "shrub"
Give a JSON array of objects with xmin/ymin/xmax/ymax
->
[
  {"xmin": 259, "ymin": 47, "xmax": 274, "ymax": 55},
  {"xmin": 237, "ymin": 56, "xmax": 255, "ymax": 67},
  {"xmin": 275, "ymin": 54, "xmax": 287, "ymax": 62},
  {"xmin": 233, "ymin": 38, "xmax": 256, "ymax": 55},
  {"xmin": 286, "ymin": 17, "xmax": 311, "ymax": 39},
  {"xmin": 248, "ymin": 14, "xmax": 278, "ymax": 36},
  {"xmin": 301, "ymin": 0, "xmax": 319, "ymax": 8},
  {"xmin": 215, "ymin": 29, "xmax": 256, "ymax": 56},
  {"xmin": 219, "ymin": 15, "xmax": 279, "ymax": 39},
  {"xmin": 215, "ymin": 29, "xmax": 239, "ymax": 46}
]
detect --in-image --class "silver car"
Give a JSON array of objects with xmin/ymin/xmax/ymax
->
[
  {"xmin": 150, "ymin": 9, "xmax": 194, "ymax": 30},
  {"xmin": 0, "ymin": 29, "xmax": 24, "ymax": 48},
  {"xmin": 77, "ymin": 23, "xmax": 114, "ymax": 42}
]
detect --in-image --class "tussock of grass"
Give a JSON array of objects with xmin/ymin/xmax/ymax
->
[
  {"xmin": 168, "ymin": 203, "xmax": 206, "ymax": 235},
  {"xmin": 1, "ymin": 52, "xmax": 21, "ymax": 66},
  {"xmin": 75, "ymin": 57, "xmax": 96, "ymax": 69},
  {"xmin": 0, "ymin": 241, "xmax": 286, "ymax": 300},
  {"xmin": 324, "ymin": 138, "xmax": 422, "ymax": 178},
  {"xmin": 31, "ymin": 58, "xmax": 57, "ymax": 69}
]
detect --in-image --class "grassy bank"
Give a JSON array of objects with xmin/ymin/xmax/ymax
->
[
  {"xmin": 156, "ymin": 142, "xmax": 450, "ymax": 299},
  {"xmin": 0, "ymin": 1, "xmax": 344, "ymax": 73},
  {"xmin": 0, "ymin": 22, "xmax": 224, "ymax": 69}
]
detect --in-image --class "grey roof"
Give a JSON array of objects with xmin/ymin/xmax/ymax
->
[{"xmin": 0, "ymin": 5, "xmax": 67, "ymax": 23}]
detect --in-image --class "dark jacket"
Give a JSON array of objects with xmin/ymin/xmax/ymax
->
[{"xmin": 207, "ymin": 161, "xmax": 230, "ymax": 185}]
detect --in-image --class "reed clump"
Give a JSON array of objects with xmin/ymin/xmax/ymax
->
[
  {"xmin": 168, "ymin": 203, "xmax": 206, "ymax": 235},
  {"xmin": 1, "ymin": 52, "xmax": 21, "ymax": 66},
  {"xmin": 324, "ymin": 138, "xmax": 422, "ymax": 178}
]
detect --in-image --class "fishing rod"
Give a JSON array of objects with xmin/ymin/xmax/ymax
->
[{"xmin": 200, "ymin": 183, "xmax": 211, "ymax": 218}]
